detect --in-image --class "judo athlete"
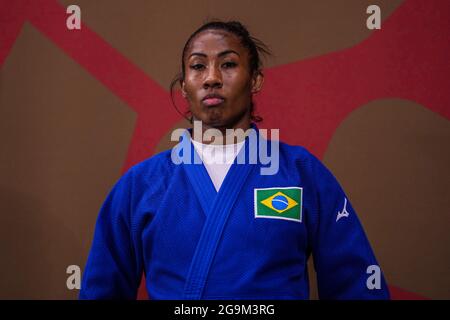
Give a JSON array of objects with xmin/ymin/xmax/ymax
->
[{"xmin": 80, "ymin": 21, "xmax": 390, "ymax": 300}]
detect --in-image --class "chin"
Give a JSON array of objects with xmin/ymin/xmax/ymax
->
[
  {"xmin": 201, "ymin": 111, "xmax": 226, "ymax": 127},
  {"xmin": 203, "ymin": 118, "xmax": 226, "ymax": 129}
]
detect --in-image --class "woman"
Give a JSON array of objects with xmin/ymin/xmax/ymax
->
[{"xmin": 80, "ymin": 21, "xmax": 390, "ymax": 300}]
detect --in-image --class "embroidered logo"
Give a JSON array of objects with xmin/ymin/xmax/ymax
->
[
  {"xmin": 254, "ymin": 187, "xmax": 302, "ymax": 222},
  {"xmin": 336, "ymin": 197, "xmax": 350, "ymax": 222}
]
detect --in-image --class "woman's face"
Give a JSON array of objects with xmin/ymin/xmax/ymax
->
[{"xmin": 181, "ymin": 30, "xmax": 263, "ymax": 130}]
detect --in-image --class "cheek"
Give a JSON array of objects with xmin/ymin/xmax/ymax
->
[
  {"xmin": 225, "ymin": 75, "xmax": 252, "ymax": 100},
  {"xmin": 184, "ymin": 75, "xmax": 203, "ymax": 98},
  {"xmin": 183, "ymin": 83, "xmax": 198, "ymax": 102}
]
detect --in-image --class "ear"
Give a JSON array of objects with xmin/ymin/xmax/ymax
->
[{"xmin": 251, "ymin": 71, "xmax": 264, "ymax": 94}]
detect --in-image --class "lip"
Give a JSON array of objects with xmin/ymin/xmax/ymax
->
[{"xmin": 202, "ymin": 93, "xmax": 225, "ymax": 107}]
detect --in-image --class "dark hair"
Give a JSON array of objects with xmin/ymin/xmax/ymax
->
[{"xmin": 169, "ymin": 20, "xmax": 272, "ymax": 123}]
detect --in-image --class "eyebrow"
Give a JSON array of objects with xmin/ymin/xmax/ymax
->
[{"xmin": 188, "ymin": 50, "xmax": 240, "ymax": 59}]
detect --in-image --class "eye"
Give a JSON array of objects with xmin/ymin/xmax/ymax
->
[
  {"xmin": 222, "ymin": 61, "xmax": 237, "ymax": 69},
  {"xmin": 190, "ymin": 63, "xmax": 205, "ymax": 70}
]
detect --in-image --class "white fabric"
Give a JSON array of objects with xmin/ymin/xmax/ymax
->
[{"xmin": 191, "ymin": 139, "xmax": 245, "ymax": 192}]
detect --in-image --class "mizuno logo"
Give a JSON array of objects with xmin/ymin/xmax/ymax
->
[{"xmin": 336, "ymin": 198, "xmax": 350, "ymax": 222}]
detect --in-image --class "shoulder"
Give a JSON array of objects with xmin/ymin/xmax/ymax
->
[
  {"xmin": 277, "ymin": 141, "xmax": 337, "ymax": 184},
  {"xmin": 128, "ymin": 149, "xmax": 176, "ymax": 178},
  {"xmin": 115, "ymin": 149, "xmax": 177, "ymax": 197},
  {"xmin": 278, "ymin": 141, "xmax": 319, "ymax": 165}
]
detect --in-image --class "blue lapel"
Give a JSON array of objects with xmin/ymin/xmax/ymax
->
[
  {"xmin": 179, "ymin": 125, "xmax": 259, "ymax": 299},
  {"xmin": 179, "ymin": 131, "xmax": 217, "ymax": 216}
]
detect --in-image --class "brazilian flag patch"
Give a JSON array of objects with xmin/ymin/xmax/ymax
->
[{"xmin": 254, "ymin": 187, "xmax": 303, "ymax": 223}]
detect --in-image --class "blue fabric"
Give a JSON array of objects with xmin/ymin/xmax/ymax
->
[
  {"xmin": 183, "ymin": 132, "xmax": 256, "ymax": 299},
  {"xmin": 79, "ymin": 129, "xmax": 390, "ymax": 300}
]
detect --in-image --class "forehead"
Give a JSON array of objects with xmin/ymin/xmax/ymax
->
[{"xmin": 186, "ymin": 30, "xmax": 246, "ymax": 57}]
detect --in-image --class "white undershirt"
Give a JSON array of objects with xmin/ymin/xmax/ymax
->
[{"xmin": 191, "ymin": 139, "xmax": 245, "ymax": 192}]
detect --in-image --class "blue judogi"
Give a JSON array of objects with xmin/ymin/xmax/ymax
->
[{"xmin": 79, "ymin": 127, "xmax": 390, "ymax": 300}]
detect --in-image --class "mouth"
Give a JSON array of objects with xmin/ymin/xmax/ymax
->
[{"xmin": 202, "ymin": 94, "xmax": 225, "ymax": 107}]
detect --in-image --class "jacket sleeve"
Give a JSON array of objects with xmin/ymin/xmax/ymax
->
[
  {"xmin": 306, "ymin": 153, "xmax": 390, "ymax": 300},
  {"xmin": 79, "ymin": 169, "xmax": 142, "ymax": 299}
]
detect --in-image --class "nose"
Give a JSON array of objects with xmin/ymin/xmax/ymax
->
[{"xmin": 203, "ymin": 65, "xmax": 222, "ymax": 89}]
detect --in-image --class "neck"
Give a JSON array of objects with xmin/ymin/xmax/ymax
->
[{"xmin": 192, "ymin": 115, "xmax": 252, "ymax": 145}]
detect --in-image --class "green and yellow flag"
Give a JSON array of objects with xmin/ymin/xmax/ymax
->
[{"xmin": 254, "ymin": 187, "xmax": 303, "ymax": 222}]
